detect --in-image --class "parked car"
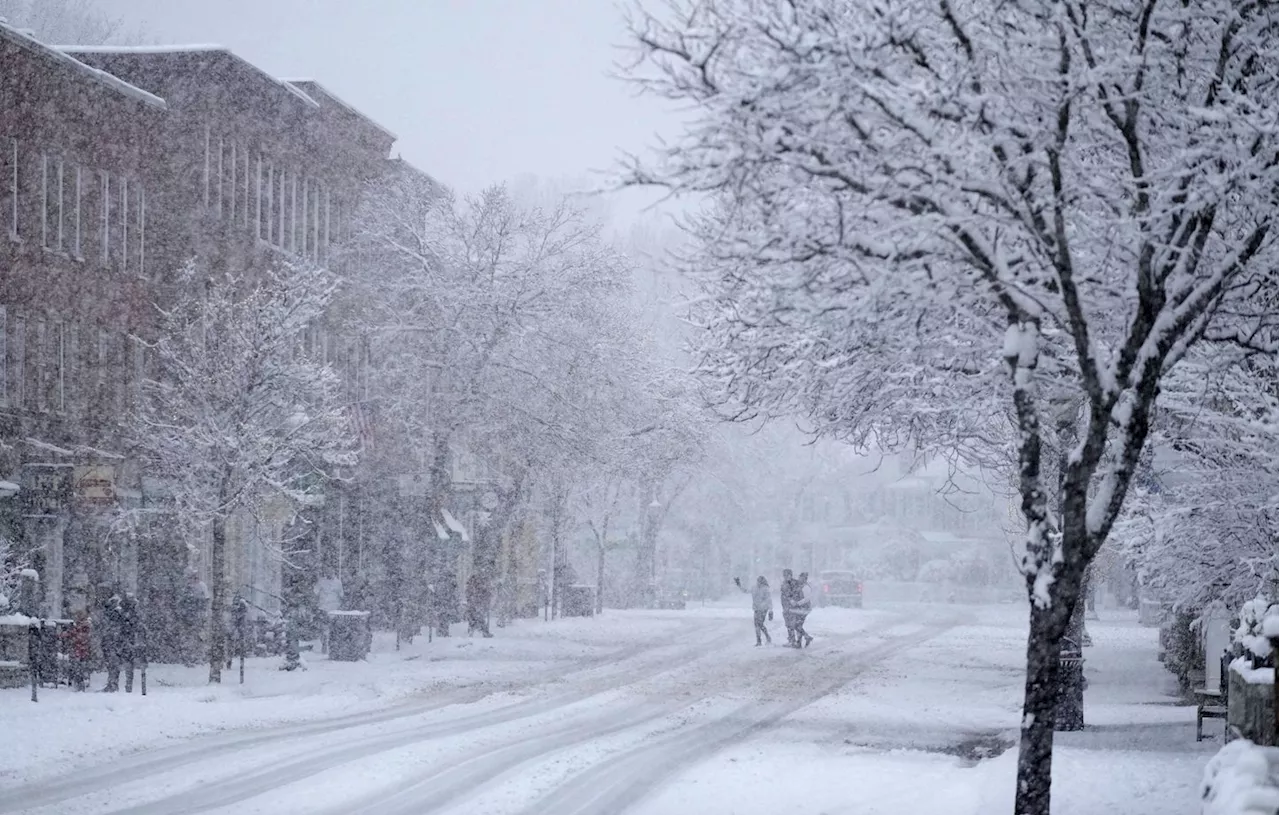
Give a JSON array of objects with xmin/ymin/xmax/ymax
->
[
  {"xmin": 656, "ymin": 587, "xmax": 688, "ymax": 610},
  {"xmin": 816, "ymin": 571, "xmax": 863, "ymax": 608}
]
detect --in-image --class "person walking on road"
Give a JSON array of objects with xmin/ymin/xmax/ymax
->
[
  {"xmin": 793, "ymin": 572, "xmax": 814, "ymax": 648},
  {"xmin": 734, "ymin": 576, "xmax": 774, "ymax": 646},
  {"xmin": 779, "ymin": 569, "xmax": 799, "ymax": 647}
]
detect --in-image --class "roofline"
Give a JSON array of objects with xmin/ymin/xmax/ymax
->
[
  {"xmin": 282, "ymin": 78, "xmax": 397, "ymax": 141},
  {"xmin": 2, "ymin": 23, "xmax": 166, "ymax": 109},
  {"xmin": 59, "ymin": 44, "xmax": 319, "ymax": 110}
]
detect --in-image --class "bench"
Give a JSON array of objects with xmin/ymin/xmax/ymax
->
[{"xmin": 1194, "ymin": 652, "xmax": 1232, "ymax": 742}]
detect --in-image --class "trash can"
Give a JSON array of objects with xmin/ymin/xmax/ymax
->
[
  {"xmin": 1056, "ymin": 644, "xmax": 1085, "ymax": 731},
  {"xmin": 563, "ymin": 585, "xmax": 596, "ymax": 618},
  {"xmin": 327, "ymin": 611, "xmax": 372, "ymax": 661}
]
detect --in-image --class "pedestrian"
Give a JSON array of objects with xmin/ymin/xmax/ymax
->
[
  {"xmin": 101, "ymin": 592, "xmax": 125, "ymax": 692},
  {"xmin": 466, "ymin": 572, "xmax": 493, "ymax": 638},
  {"xmin": 63, "ymin": 610, "xmax": 92, "ymax": 692},
  {"xmin": 119, "ymin": 592, "xmax": 146, "ymax": 693},
  {"xmin": 793, "ymin": 572, "xmax": 814, "ymax": 648},
  {"xmin": 779, "ymin": 569, "xmax": 800, "ymax": 646},
  {"xmin": 734, "ymin": 576, "xmax": 774, "ymax": 646}
]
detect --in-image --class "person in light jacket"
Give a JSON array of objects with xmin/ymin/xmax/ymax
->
[
  {"xmin": 735, "ymin": 576, "xmax": 774, "ymax": 646},
  {"xmin": 793, "ymin": 572, "xmax": 814, "ymax": 648}
]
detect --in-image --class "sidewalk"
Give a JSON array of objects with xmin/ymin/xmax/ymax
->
[
  {"xmin": 978, "ymin": 609, "xmax": 1221, "ymax": 814},
  {"xmin": 638, "ymin": 605, "xmax": 1221, "ymax": 815}
]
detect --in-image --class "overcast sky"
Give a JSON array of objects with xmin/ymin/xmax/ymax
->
[{"xmin": 95, "ymin": 0, "xmax": 682, "ymax": 226}]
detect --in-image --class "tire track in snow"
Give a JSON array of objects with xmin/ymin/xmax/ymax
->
[
  {"xmin": 515, "ymin": 618, "xmax": 966, "ymax": 815},
  {"xmin": 319, "ymin": 612, "xmax": 950, "ymax": 815},
  {"xmin": 0, "ymin": 619, "xmax": 732, "ymax": 815},
  {"xmin": 73, "ymin": 626, "xmax": 742, "ymax": 815}
]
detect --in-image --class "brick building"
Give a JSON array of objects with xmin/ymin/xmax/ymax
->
[
  {"xmin": 0, "ymin": 21, "xmax": 165, "ymax": 619},
  {"xmin": 1, "ymin": 24, "xmax": 398, "ymax": 647}
]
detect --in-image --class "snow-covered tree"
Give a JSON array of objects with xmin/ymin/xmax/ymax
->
[
  {"xmin": 0, "ymin": 0, "xmax": 142, "ymax": 44},
  {"xmin": 1116, "ymin": 348, "xmax": 1278, "ymax": 612},
  {"xmin": 620, "ymin": 2, "xmax": 1278, "ymax": 813},
  {"xmin": 133, "ymin": 262, "xmax": 356, "ymax": 683},
  {"xmin": 350, "ymin": 173, "xmax": 640, "ymax": 610}
]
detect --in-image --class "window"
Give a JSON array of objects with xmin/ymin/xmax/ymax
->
[
  {"xmin": 41, "ymin": 153, "xmax": 58, "ymax": 248},
  {"xmin": 300, "ymin": 177, "xmax": 308, "ymax": 257},
  {"xmin": 97, "ymin": 329, "xmax": 110, "ymax": 417},
  {"xmin": 243, "ymin": 144, "xmax": 250, "ymax": 229},
  {"xmin": 65, "ymin": 322, "xmax": 78, "ymax": 417},
  {"xmin": 120, "ymin": 177, "xmax": 129, "ymax": 271},
  {"xmin": 255, "ymin": 154, "xmax": 263, "ymax": 240},
  {"xmin": 265, "ymin": 162, "xmax": 275, "ymax": 244},
  {"xmin": 6, "ymin": 138, "xmax": 16, "ymax": 239},
  {"xmin": 216, "ymin": 136, "xmax": 224, "ymax": 217},
  {"xmin": 12, "ymin": 316, "xmax": 23, "ymax": 408},
  {"xmin": 33, "ymin": 319, "xmax": 45, "ymax": 412},
  {"xmin": 0, "ymin": 306, "xmax": 6, "ymax": 405},
  {"xmin": 290, "ymin": 171, "xmax": 298, "ymax": 253},
  {"xmin": 101, "ymin": 171, "xmax": 110, "ymax": 264},
  {"xmin": 138, "ymin": 184, "xmax": 146, "ymax": 276},
  {"xmin": 323, "ymin": 188, "xmax": 331, "ymax": 262},
  {"xmin": 71, "ymin": 166, "xmax": 82, "ymax": 258},
  {"xmin": 54, "ymin": 320, "xmax": 65, "ymax": 413},
  {"xmin": 203, "ymin": 125, "xmax": 211, "ymax": 208},
  {"xmin": 277, "ymin": 167, "xmax": 286, "ymax": 247}
]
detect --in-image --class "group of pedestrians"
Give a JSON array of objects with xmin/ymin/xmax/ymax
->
[
  {"xmin": 735, "ymin": 569, "xmax": 814, "ymax": 648},
  {"xmin": 60, "ymin": 589, "xmax": 146, "ymax": 692}
]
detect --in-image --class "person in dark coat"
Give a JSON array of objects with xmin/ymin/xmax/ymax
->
[
  {"xmin": 119, "ymin": 593, "xmax": 146, "ymax": 692},
  {"xmin": 63, "ymin": 610, "xmax": 92, "ymax": 692},
  {"xmin": 779, "ymin": 569, "xmax": 799, "ymax": 646},
  {"xmin": 101, "ymin": 593, "xmax": 125, "ymax": 692},
  {"xmin": 466, "ymin": 573, "xmax": 493, "ymax": 638}
]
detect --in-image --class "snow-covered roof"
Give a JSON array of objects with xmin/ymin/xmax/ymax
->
[
  {"xmin": 0, "ymin": 22, "xmax": 166, "ymax": 109},
  {"xmin": 58, "ymin": 44, "xmax": 320, "ymax": 110},
  {"xmin": 52, "ymin": 44, "xmax": 225, "ymax": 53},
  {"xmin": 283, "ymin": 78, "xmax": 397, "ymax": 141}
]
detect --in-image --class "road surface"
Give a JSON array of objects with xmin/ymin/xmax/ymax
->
[{"xmin": 1, "ymin": 606, "xmax": 965, "ymax": 815}]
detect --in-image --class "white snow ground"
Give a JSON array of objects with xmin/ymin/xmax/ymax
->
[{"xmin": 0, "ymin": 602, "xmax": 1221, "ymax": 814}]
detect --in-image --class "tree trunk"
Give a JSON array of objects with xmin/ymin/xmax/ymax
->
[
  {"xmin": 208, "ymin": 515, "xmax": 226, "ymax": 684},
  {"xmin": 1014, "ymin": 603, "xmax": 1066, "ymax": 815},
  {"xmin": 596, "ymin": 544, "xmax": 606, "ymax": 615}
]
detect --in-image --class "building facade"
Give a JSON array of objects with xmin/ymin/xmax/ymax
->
[
  {"xmin": 0, "ymin": 22, "xmax": 165, "ymax": 618},
  {"xmin": 2, "ymin": 27, "xmax": 399, "ymax": 648}
]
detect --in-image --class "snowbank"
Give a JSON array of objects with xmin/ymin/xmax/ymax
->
[
  {"xmin": 1200, "ymin": 739, "xmax": 1279, "ymax": 815},
  {"xmin": 1231, "ymin": 656, "xmax": 1276, "ymax": 685}
]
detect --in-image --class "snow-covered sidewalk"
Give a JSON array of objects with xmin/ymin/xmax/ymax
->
[
  {"xmin": 0, "ymin": 611, "xmax": 691, "ymax": 788},
  {"xmin": 638, "ymin": 606, "xmax": 1220, "ymax": 815}
]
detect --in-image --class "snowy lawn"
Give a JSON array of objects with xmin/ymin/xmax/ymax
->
[
  {"xmin": 0, "ymin": 610, "xmax": 690, "ymax": 787},
  {"xmin": 638, "ymin": 606, "xmax": 1221, "ymax": 815}
]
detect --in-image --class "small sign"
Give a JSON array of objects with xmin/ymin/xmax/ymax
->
[{"xmin": 74, "ymin": 465, "xmax": 117, "ymax": 504}]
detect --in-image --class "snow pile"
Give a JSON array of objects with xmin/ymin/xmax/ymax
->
[
  {"xmin": 1199, "ymin": 739, "xmax": 1279, "ymax": 815},
  {"xmin": 1234, "ymin": 598, "xmax": 1277, "ymax": 661},
  {"xmin": 1230, "ymin": 657, "xmax": 1275, "ymax": 685}
]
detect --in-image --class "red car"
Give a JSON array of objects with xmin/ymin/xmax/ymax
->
[{"xmin": 816, "ymin": 570, "xmax": 864, "ymax": 608}]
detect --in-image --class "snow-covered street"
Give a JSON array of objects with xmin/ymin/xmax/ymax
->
[{"xmin": 0, "ymin": 602, "xmax": 1216, "ymax": 815}]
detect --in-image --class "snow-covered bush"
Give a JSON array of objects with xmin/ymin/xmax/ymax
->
[
  {"xmin": 1235, "ymin": 598, "xmax": 1279, "ymax": 663},
  {"xmin": 0, "ymin": 536, "xmax": 27, "ymax": 613},
  {"xmin": 1200, "ymin": 739, "xmax": 1279, "ymax": 815}
]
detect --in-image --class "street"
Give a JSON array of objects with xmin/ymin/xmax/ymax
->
[
  {"xmin": 0, "ymin": 603, "xmax": 1210, "ymax": 815},
  {"xmin": 0, "ymin": 605, "xmax": 965, "ymax": 815}
]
